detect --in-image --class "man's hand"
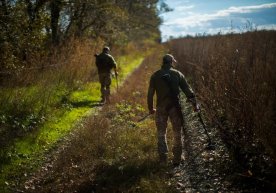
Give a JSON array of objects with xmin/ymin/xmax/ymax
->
[
  {"xmin": 149, "ymin": 108, "xmax": 156, "ymax": 114},
  {"xmin": 115, "ymin": 71, "xmax": 119, "ymax": 76}
]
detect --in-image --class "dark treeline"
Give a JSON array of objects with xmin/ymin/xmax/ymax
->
[{"xmin": 0, "ymin": 0, "xmax": 168, "ymax": 77}]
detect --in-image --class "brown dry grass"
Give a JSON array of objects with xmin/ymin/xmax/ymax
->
[{"xmin": 167, "ymin": 30, "xmax": 276, "ymax": 171}]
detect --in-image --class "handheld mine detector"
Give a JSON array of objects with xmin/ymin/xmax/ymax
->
[{"xmin": 195, "ymin": 103, "xmax": 216, "ymax": 150}]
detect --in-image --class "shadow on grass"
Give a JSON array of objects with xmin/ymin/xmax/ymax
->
[{"xmin": 76, "ymin": 160, "xmax": 167, "ymax": 193}]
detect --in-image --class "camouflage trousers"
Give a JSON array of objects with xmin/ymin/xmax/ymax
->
[
  {"xmin": 98, "ymin": 73, "xmax": 111, "ymax": 101},
  {"xmin": 155, "ymin": 106, "xmax": 184, "ymax": 163}
]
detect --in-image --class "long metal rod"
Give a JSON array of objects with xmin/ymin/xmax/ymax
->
[{"xmin": 197, "ymin": 110, "xmax": 212, "ymax": 144}]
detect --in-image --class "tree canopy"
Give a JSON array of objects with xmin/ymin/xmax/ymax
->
[{"xmin": 0, "ymin": 0, "xmax": 169, "ymax": 73}]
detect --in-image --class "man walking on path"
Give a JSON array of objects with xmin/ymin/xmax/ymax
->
[
  {"xmin": 147, "ymin": 54, "xmax": 197, "ymax": 166},
  {"xmin": 95, "ymin": 46, "xmax": 118, "ymax": 104}
]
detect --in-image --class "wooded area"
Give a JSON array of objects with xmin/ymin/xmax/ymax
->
[
  {"xmin": 0, "ymin": 0, "xmax": 166, "ymax": 149},
  {"xmin": 0, "ymin": 0, "xmax": 167, "ymax": 78}
]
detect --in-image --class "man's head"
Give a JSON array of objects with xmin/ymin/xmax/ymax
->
[
  {"xmin": 163, "ymin": 54, "xmax": 177, "ymax": 65},
  {"xmin": 103, "ymin": 46, "xmax": 110, "ymax": 53}
]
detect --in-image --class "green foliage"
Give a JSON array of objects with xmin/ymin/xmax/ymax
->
[{"xmin": 0, "ymin": 0, "xmax": 49, "ymax": 72}]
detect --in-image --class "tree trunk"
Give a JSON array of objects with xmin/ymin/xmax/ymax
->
[{"xmin": 50, "ymin": 0, "xmax": 61, "ymax": 44}]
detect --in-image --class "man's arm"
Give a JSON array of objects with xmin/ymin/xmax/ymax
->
[
  {"xmin": 179, "ymin": 72, "xmax": 198, "ymax": 110},
  {"xmin": 109, "ymin": 55, "xmax": 117, "ymax": 69},
  {"xmin": 179, "ymin": 72, "xmax": 195, "ymax": 99},
  {"xmin": 147, "ymin": 76, "xmax": 156, "ymax": 114},
  {"xmin": 108, "ymin": 55, "xmax": 118, "ymax": 75}
]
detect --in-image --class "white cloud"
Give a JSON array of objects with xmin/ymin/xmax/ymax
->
[
  {"xmin": 164, "ymin": 3, "xmax": 276, "ymax": 28},
  {"xmin": 175, "ymin": 5, "xmax": 194, "ymax": 11},
  {"xmin": 257, "ymin": 24, "xmax": 276, "ymax": 30},
  {"xmin": 217, "ymin": 3, "xmax": 276, "ymax": 16}
]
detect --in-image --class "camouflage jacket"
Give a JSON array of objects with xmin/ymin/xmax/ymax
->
[
  {"xmin": 95, "ymin": 52, "xmax": 117, "ymax": 74},
  {"xmin": 147, "ymin": 64, "xmax": 195, "ymax": 111}
]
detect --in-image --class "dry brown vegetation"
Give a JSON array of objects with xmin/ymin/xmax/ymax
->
[
  {"xmin": 2, "ymin": 38, "xmax": 102, "ymax": 87},
  {"xmin": 168, "ymin": 30, "xmax": 276, "ymax": 183}
]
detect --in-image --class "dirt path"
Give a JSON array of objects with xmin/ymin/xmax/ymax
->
[{"xmin": 169, "ymin": 100, "xmax": 236, "ymax": 192}]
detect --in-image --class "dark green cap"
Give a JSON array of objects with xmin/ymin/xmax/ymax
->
[{"xmin": 163, "ymin": 54, "xmax": 177, "ymax": 64}]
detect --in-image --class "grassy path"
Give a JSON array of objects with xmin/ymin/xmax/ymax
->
[
  {"xmin": 0, "ymin": 53, "xmax": 145, "ymax": 193},
  {"xmin": 14, "ymin": 48, "xmax": 171, "ymax": 193}
]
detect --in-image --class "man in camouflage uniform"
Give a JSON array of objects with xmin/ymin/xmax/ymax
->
[
  {"xmin": 95, "ymin": 46, "xmax": 117, "ymax": 103},
  {"xmin": 147, "ymin": 54, "xmax": 197, "ymax": 166}
]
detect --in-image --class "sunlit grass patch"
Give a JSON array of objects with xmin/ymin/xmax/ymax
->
[
  {"xmin": 117, "ymin": 55, "xmax": 145, "ymax": 82},
  {"xmin": 69, "ymin": 82, "xmax": 101, "ymax": 103}
]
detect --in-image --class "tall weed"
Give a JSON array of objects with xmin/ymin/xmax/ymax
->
[{"xmin": 168, "ymin": 31, "xmax": 276, "ymax": 172}]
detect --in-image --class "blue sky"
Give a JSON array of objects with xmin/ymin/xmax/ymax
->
[{"xmin": 160, "ymin": 0, "xmax": 276, "ymax": 40}]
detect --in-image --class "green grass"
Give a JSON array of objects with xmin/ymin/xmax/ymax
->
[
  {"xmin": 117, "ymin": 55, "xmax": 145, "ymax": 82},
  {"xmin": 0, "ymin": 53, "xmax": 146, "ymax": 193},
  {"xmin": 70, "ymin": 82, "xmax": 100, "ymax": 101},
  {"xmin": 0, "ymin": 107, "xmax": 92, "ymax": 192}
]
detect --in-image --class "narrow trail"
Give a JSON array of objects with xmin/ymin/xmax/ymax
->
[
  {"xmin": 15, "ymin": 49, "xmax": 261, "ymax": 193},
  {"xmin": 170, "ymin": 100, "xmax": 236, "ymax": 192},
  {"xmin": 16, "ymin": 51, "xmax": 162, "ymax": 193}
]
